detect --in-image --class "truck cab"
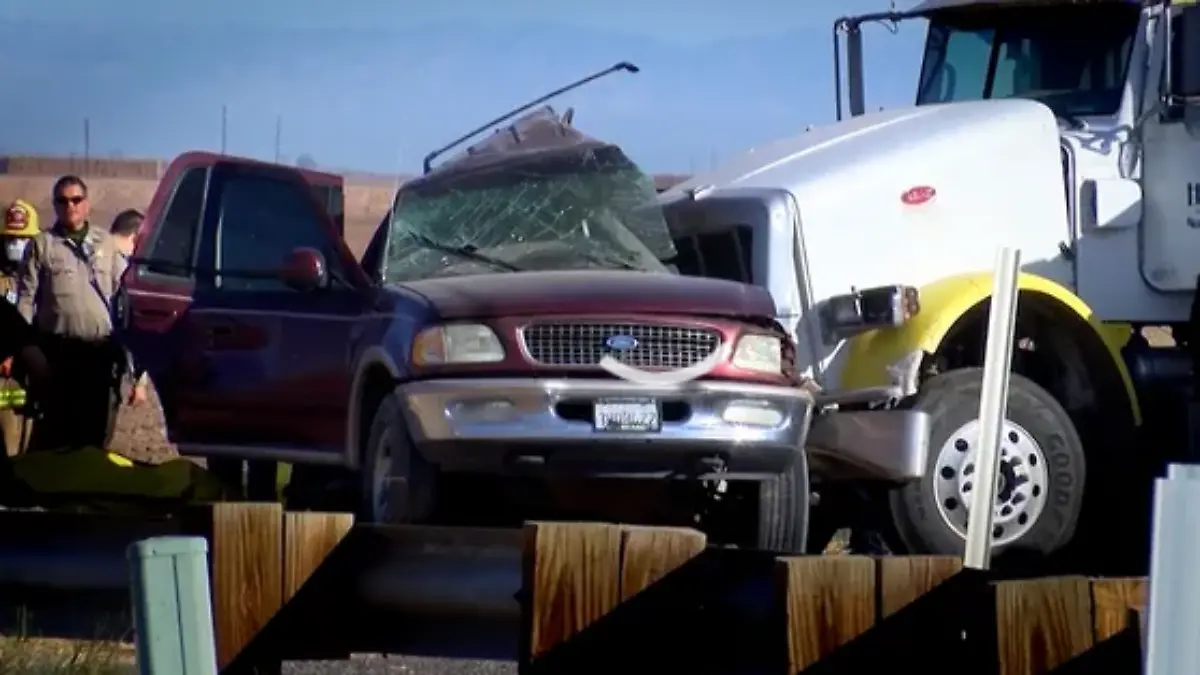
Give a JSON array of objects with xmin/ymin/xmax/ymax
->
[{"xmin": 663, "ymin": 0, "xmax": 1200, "ymax": 570}]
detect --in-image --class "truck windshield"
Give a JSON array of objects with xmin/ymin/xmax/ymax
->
[
  {"xmin": 915, "ymin": 3, "xmax": 1140, "ymax": 118},
  {"xmin": 383, "ymin": 145, "xmax": 674, "ymax": 283}
]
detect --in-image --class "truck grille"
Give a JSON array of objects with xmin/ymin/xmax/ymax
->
[{"xmin": 521, "ymin": 322, "xmax": 722, "ymax": 369}]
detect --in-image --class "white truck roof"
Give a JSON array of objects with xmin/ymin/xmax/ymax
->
[{"xmin": 907, "ymin": 0, "xmax": 1136, "ymax": 12}]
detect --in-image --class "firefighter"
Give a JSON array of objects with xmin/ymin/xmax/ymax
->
[{"xmin": 0, "ymin": 200, "xmax": 38, "ymax": 456}]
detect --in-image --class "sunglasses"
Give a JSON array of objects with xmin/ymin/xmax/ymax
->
[{"xmin": 53, "ymin": 195, "xmax": 86, "ymax": 206}]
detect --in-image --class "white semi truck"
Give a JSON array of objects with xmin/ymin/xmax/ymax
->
[{"xmin": 661, "ymin": 0, "xmax": 1200, "ymax": 569}]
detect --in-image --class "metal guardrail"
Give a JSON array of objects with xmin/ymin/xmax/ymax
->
[{"xmin": 0, "ymin": 509, "xmax": 527, "ymax": 660}]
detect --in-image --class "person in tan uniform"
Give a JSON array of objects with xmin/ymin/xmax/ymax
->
[
  {"xmin": 17, "ymin": 176, "xmax": 127, "ymax": 451},
  {"xmin": 0, "ymin": 200, "xmax": 39, "ymax": 456}
]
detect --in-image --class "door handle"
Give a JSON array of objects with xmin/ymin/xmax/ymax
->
[{"xmin": 207, "ymin": 324, "xmax": 236, "ymax": 338}]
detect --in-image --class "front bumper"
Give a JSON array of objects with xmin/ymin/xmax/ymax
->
[
  {"xmin": 806, "ymin": 407, "xmax": 931, "ymax": 483},
  {"xmin": 397, "ymin": 378, "xmax": 813, "ymax": 479}
]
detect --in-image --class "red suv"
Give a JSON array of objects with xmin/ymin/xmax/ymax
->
[{"xmin": 119, "ymin": 112, "xmax": 815, "ymax": 551}]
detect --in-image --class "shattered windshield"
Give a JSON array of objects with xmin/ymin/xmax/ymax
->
[{"xmin": 383, "ymin": 111, "xmax": 676, "ymax": 283}]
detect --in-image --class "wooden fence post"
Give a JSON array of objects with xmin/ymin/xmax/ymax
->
[
  {"xmin": 521, "ymin": 522, "xmax": 623, "ymax": 662},
  {"xmin": 1090, "ymin": 578, "xmax": 1146, "ymax": 642},
  {"xmin": 779, "ymin": 555, "xmax": 876, "ymax": 673},
  {"xmin": 617, "ymin": 525, "xmax": 706, "ymax": 600},
  {"xmin": 186, "ymin": 502, "xmax": 284, "ymax": 673},
  {"xmin": 282, "ymin": 512, "xmax": 355, "ymax": 602},
  {"xmin": 878, "ymin": 556, "xmax": 963, "ymax": 618},
  {"xmin": 995, "ymin": 577, "xmax": 1094, "ymax": 675}
]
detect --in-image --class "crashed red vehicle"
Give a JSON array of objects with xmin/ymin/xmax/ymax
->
[{"xmin": 118, "ymin": 108, "xmax": 815, "ymax": 551}]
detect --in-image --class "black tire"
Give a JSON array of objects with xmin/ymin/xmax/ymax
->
[
  {"xmin": 360, "ymin": 392, "xmax": 437, "ymax": 524},
  {"xmin": 890, "ymin": 368, "xmax": 1085, "ymax": 559},
  {"xmin": 756, "ymin": 451, "xmax": 811, "ymax": 553}
]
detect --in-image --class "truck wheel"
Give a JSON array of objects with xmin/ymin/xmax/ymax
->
[
  {"xmin": 360, "ymin": 392, "xmax": 437, "ymax": 524},
  {"xmin": 890, "ymin": 368, "xmax": 1085, "ymax": 559},
  {"xmin": 756, "ymin": 451, "xmax": 810, "ymax": 553}
]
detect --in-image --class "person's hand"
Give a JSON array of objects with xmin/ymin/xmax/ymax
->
[
  {"xmin": 128, "ymin": 381, "xmax": 148, "ymax": 406},
  {"xmin": 0, "ymin": 358, "xmax": 11, "ymax": 377}
]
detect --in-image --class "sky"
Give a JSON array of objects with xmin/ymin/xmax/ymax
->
[{"xmin": 0, "ymin": 0, "xmax": 929, "ymax": 174}]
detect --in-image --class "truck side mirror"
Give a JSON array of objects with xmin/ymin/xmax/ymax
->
[
  {"xmin": 279, "ymin": 247, "xmax": 329, "ymax": 292},
  {"xmin": 1170, "ymin": 6, "xmax": 1200, "ymax": 100}
]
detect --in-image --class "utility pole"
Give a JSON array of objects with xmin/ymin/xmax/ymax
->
[
  {"xmin": 221, "ymin": 105, "xmax": 228, "ymax": 154},
  {"xmin": 273, "ymin": 116, "xmax": 282, "ymax": 163},
  {"xmin": 83, "ymin": 118, "xmax": 91, "ymax": 170}
]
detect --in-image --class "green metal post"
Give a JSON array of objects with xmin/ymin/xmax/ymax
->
[{"xmin": 127, "ymin": 536, "xmax": 218, "ymax": 675}]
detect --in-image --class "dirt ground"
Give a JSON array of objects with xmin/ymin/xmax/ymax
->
[{"xmin": 107, "ymin": 384, "xmax": 175, "ymax": 464}]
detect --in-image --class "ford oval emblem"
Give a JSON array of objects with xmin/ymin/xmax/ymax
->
[{"xmin": 605, "ymin": 334, "xmax": 639, "ymax": 351}]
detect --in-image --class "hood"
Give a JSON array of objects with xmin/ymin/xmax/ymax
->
[
  {"xmin": 397, "ymin": 270, "xmax": 776, "ymax": 320},
  {"xmin": 661, "ymin": 99, "xmax": 1057, "ymax": 203},
  {"xmin": 662, "ymin": 98, "xmax": 1067, "ymax": 302}
]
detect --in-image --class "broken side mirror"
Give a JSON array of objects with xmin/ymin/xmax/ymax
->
[
  {"xmin": 1170, "ymin": 5, "xmax": 1200, "ymax": 101},
  {"xmin": 280, "ymin": 247, "xmax": 329, "ymax": 292}
]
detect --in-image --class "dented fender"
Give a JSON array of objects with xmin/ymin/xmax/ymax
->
[{"xmin": 837, "ymin": 271, "xmax": 1141, "ymax": 425}]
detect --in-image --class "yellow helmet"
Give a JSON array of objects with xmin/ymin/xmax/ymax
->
[{"xmin": 3, "ymin": 200, "xmax": 38, "ymax": 238}]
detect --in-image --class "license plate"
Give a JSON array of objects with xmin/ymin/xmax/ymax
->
[{"xmin": 593, "ymin": 398, "xmax": 661, "ymax": 433}]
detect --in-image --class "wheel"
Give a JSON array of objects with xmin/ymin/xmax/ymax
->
[
  {"xmin": 360, "ymin": 392, "xmax": 437, "ymax": 524},
  {"xmin": 890, "ymin": 368, "xmax": 1085, "ymax": 559},
  {"xmin": 755, "ymin": 450, "xmax": 811, "ymax": 553}
]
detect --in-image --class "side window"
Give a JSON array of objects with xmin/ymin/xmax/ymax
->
[
  {"xmin": 214, "ymin": 171, "xmax": 346, "ymax": 292},
  {"xmin": 143, "ymin": 167, "xmax": 207, "ymax": 278},
  {"xmin": 917, "ymin": 26, "xmax": 994, "ymax": 103},
  {"xmin": 673, "ymin": 226, "xmax": 754, "ymax": 283}
]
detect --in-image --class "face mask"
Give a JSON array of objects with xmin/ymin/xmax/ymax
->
[{"xmin": 4, "ymin": 238, "xmax": 27, "ymax": 263}]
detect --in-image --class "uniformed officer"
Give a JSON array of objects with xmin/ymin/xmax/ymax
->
[
  {"xmin": 17, "ymin": 175, "xmax": 127, "ymax": 451},
  {"xmin": 0, "ymin": 200, "xmax": 39, "ymax": 455}
]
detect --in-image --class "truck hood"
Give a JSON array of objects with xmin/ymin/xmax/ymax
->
[
  {"xmin": 396, "ymin": 270, "xmax": 776, "ymax": 320},
  {"xmin": 663, "ymin": 99, "xmax": 1069, "ymax": 300}
]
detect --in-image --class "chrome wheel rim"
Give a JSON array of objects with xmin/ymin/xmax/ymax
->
[{"xmin": 932, "ymin": 418, "xmax": 1049, "ymax": 547}]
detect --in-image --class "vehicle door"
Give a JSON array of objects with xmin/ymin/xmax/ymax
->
[
  {"xmin": 190, "ymin": 159, "xmax": 370, "ymax": 462},
  {"xmin": 119, "ymin": 153, "xmax": 217, "ymax": 447},
  {"xmin": 1133, "ymin": 5, "xmax": 1200, "ymax": 307}
]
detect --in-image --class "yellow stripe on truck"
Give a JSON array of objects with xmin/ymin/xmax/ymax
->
[{"xmin": 839, "ymin": 271, "xmax": 1142, "ymax": 425}]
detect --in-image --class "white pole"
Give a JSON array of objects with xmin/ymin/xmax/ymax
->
[
  {"xmin": 1144, "ymin": 466, "xmax": 1200, "ymax": 675},
  {"xmin": 963, "ymin": 247, "xmax": 1022, "ymax": 570}
]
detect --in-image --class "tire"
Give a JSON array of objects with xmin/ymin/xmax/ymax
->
[
  {"xmin": 889, "ymin": 368, "xmax": 1085, "ymax": 559},
  {"xmin": 756, "ymin": 450, "xmax": 811, "ymax": 553},
  {"xmin": 360, "ymin": 392, "xmax": 437, "ymax": 524}
]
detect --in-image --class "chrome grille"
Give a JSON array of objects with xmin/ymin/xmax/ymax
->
[{"xmin": 521, "ymin": 322, "xmax": 722, "ymax": 369}]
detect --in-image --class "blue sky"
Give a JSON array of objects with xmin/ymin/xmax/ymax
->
[{"xmin": 1, "ymin": 0, "xmax": 929, "ymax": 174}]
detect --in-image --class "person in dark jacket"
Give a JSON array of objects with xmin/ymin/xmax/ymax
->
[{"xmin": 108, "ymin": 208, "xmax": 149, "ymax": 406}]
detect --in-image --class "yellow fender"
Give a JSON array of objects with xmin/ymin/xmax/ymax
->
[{"xmin": 839, "ymin": 271, "xmax": 1142, "ymax": 425}]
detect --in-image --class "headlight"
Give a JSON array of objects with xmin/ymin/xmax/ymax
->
[
  {"xmin": 412, "ymin": 323, "xmax": 505, "ymax": 365},
  {"xmin": 820, "ymin": 284, "xmax": 920, "ymax": 343},
  {"xmin": 732, "ymin": 334, "xmax": 783, "ymax": 374}
]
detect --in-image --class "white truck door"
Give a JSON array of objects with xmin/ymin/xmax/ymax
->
[{"xmin": 1140, "ymin": 10, "xmax": 1200, "ymax": 295}]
